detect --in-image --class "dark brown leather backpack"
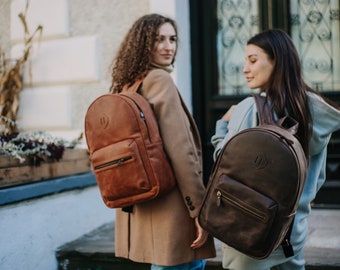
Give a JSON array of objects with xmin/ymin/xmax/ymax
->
[
  {"xmin": 84, "ymin": 80, "xmax": 176, "ymax": 209},
  {"xmin": 199, "ymin": 94, "xmax": 307, "ymax": 259}
]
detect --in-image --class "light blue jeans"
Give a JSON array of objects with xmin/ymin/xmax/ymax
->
[{"xmin": 151, "ymin": 259, "xmax": 206, "ymax": 270}]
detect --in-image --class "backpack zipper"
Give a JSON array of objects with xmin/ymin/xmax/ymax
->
[
  {"xmin": 140, "ymin": 111, "xmax": 145, "ymax": 119},
  {"xmin": 139, "ymin": 110, "xmax": 152, "ymax": 141},
  {"xmin": 216, "ymin": 190, "xmax": 266, "ymax": 222},
  {"xmin": 94, "ymin": 156, "xmax": 132, "ymax": 170}
]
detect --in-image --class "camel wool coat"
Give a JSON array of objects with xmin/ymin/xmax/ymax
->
[{"xmin": 115, "ymin": 69, "xmax": 216, "ymax": 266}]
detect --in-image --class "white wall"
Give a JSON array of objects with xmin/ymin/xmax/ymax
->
[
  {"xmin": 10, "ymin": 0, "xmax": 150, "ymax": 141},
  {"xmin": 150, "ymin": 0, "xmax": 192, "ymax": 112},
  {"xmin": 0, "ymin": 186, "xmax": 114, "ymax": 270},
  {"xmin": 8, "ymin": 0, "xmax": 193, "ymax": 139}
]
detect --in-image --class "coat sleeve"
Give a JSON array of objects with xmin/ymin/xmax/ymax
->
[{"xmin": 142, "ymin": 69, "xmax": 205, "ymax": 218}]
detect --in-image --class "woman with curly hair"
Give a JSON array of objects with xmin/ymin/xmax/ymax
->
[
  {"xmin": 211, "ymin": 29, "xmax": 340, "ymax": 270},
  {"xmin": 109, "ymin": 14, "xmax": 216, "ymax": 270}
]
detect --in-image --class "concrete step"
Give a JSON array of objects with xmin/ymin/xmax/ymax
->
[
  {"xmin": 56, "ymin": 209, "xmax": 340, "ymax": 270},
  {"xmin": 313, "ymin": 181, "xmax": 340, "ymax": 207}
]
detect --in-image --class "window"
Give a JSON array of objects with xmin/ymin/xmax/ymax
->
[
  {"xmin": 290, "ymin": 0, "xmax": 340, "ymax": 92},
  {"xmin": 215, "ymin": 0, "xmax": 340, "ymax": 95},
  {"xmin": 217, "ymin": 0, "xmax": 259, "ymax": 95}
]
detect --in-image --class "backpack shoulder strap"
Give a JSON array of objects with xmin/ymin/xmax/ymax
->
[
  {"xmin": 120, "ymin": 80, "xmax": 161, "ymax": 143},
  {"xmin": 122, "ymin": 79, "xmax": 144, "ymax": 93},
  {"xmin": 253, "ymin": 94, "xmax": 273, "ymax": 125},
  {"xmin": 253, "ymin": 94, "xmax": 299, "ymax": 135}
]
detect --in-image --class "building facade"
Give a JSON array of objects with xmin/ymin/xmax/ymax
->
[{"xmin": 0, "ymin": 1, "xmax": 339, "ymax": 270}]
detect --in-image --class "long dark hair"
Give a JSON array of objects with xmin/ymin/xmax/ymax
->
[
  {"xmin": 247, "ymin": 29, "xmax": 313, "ymax": 157},
  {"xmin": 109, "ymin": 14, "xmax": 178, "ymax": 93}
]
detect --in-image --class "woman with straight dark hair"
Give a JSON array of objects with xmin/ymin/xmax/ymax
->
[
  {"xmin": 110, "ymin": 14, "xmax": 216, "ymax": 270},
  {"xmin": 211, "ymin": 29, "xmax": 340, "ymax": 269}
]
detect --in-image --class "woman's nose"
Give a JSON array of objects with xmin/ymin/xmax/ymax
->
[
  {"xmin": 164, "ymin": 40, "xmax": 174, "ymax": 50},
  {"xmin": 243, "ymin": 64, "xmax": 249, "ymax": 73}
]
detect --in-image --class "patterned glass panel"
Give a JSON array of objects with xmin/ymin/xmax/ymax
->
[
  {"xmin": 290, "ymin": 0, "xmax": 340, "ymax": 92},
  {"xmin": 216, "ymin": 0, "xmax": 260, "ymax": 95}
]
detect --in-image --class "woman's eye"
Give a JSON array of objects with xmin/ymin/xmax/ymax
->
[
  {"xmin": 170, "ymin": 37, "xmax": 177, "ymax": 42},
  {"xmin": 156, "ymin": 36, "xmax": 177, "ymax": 43},
  {"xmin": 155, "ymin": 36, "xmax": 163, "ymax": 42}
]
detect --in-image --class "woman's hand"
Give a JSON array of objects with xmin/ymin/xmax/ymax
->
[
  {"xmin": 191, "ymin": 217, "xmax": 209, "ymax": 249},
  {"xmin": 221, "ymin": 105, "xmax": 236, "ymax": 122}
]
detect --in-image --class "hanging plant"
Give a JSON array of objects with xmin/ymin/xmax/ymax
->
[
  {"xmin": 0, "ymin": 0, "xmax": 43, "ymax": 133},
  {"xmin": 0, "ymin": 1, "xmax": 83, "ymax": 166}
]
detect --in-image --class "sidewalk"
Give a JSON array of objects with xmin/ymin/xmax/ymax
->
[
  {"xmin": 207, "ymin": 208, "xmax": 340, "ymax": 268},
  {"xmin": 303, "ymin": 208, "xmax": 340, "ymax": 267},
  {"xmin": 56, "ymin": 208, "xmax": 340, "ymax": 270}
]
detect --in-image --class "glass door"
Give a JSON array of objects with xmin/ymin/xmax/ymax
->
[{"xmin": 190, "ymin": 0, "xmax": 340, "ymax": 207}]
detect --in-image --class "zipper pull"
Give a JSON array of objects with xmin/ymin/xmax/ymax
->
[
  {"xmin": 140, "ymin": 111, "xmax": 145, "ymax": 120},
  {"xmin": 217, "ymin": 191, "xmax": 222, "ymax": 207},
  {"xmin": 117, "ymin": 158, "xmax": 123, "ymax": 166},
  {"xmin": 117, "ymin": 156, "xmax": 131, "ymax": 166}
]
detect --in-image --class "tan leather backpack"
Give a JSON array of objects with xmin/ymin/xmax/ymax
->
[{"xmin": 84, "ymin": 80, "xmax": 176, "ymax": 209}]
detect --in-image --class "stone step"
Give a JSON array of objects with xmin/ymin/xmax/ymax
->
[
  {"xmin": 313, "ymin": 181, "xmax": 340, "ymax": 207},
  {"xmin": 56, "ymin": 209, "xmax": 340, "ymax": 270}
]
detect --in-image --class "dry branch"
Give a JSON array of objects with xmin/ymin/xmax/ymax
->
[{"xmin": 0, "ymin": 0, "xmax": 43, "ymax": 133}]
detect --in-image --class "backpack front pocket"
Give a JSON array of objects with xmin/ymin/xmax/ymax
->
[
  {"xmin": 200, "ymin": 174, "xmax": 278, "ymax": 251},
  {"xmin": 92, "ymin": 139, "xmax": 152, "ymax": 202}
]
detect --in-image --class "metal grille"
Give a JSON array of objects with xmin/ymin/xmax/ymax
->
[
  {"xmin": 290, "ymin": 0, "xmax": 340, "ymax": 92},
  {"xmin": 217, "ymin": 0, "xmax": 259, "ymax": 95}
]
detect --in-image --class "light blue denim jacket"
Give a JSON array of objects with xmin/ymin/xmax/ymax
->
[{"xmin": 211, "ymin": 92, "xmax": 340, "ymax": 254}]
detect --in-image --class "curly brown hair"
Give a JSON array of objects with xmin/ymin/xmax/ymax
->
[{"xmin": 109, "ymin": 14, "xmax": 178, "ymax": 93}]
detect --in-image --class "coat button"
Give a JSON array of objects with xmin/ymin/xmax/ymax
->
[{"xmin": 189, "ymin": 205, "xmax": 195, "ymax": 211}]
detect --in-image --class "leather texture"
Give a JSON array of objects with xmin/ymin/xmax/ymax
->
[
  {"xmin": 199, "ymin": 94, "xmax": 307, "ymax": 259},
  {"xmin": 84, "ymin": 81, "xmax": 176, "ymax": 208}
]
